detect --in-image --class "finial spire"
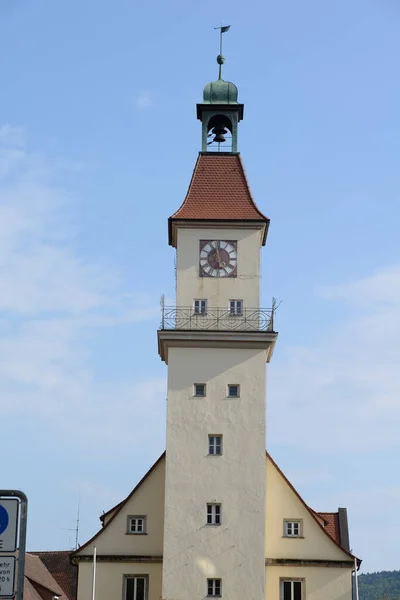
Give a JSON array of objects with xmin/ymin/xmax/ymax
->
[{"xmin": 214, "ymin": 24, "xmax": 231, "ymax": 80}]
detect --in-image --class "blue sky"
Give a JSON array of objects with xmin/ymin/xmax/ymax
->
[{"xmin": 1, "ymin": 0, "xmax": 399, "ymax": 574}]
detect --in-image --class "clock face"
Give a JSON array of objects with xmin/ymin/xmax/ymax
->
[{"xmin": 199, "ymin": 240, "xmax": 237, "ymax": 277}]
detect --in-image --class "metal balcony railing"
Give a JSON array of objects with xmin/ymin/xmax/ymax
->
[{"xmin": 160, "ymin": 305, "xmax": 275, "ymax": 332}]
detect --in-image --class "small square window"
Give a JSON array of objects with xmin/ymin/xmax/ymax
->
[
  {"xmin": 194, "ymin": 383, "xmax": 206, "ymax": 397},
  {"xmin": 227, "ymin": 384, "xmax": 240, "ymax": 398},
  {"xmin": 194, "ymin": 299, "xmax": 207, "ymax": 315},
  {"xmin": 284, "ymin": 520, "xmax": 302, "ymax": 537},
  {"xmin": 128, "ymin": 516, "xmax": 146, "ymax": 534},
  {"xmin": 229, "ymin": 299, "xmax": 243, "ymax": 316},
  {"xmin": 207, "ymin": 579, "xmax": 221, "ymax": 597},
  {"xmin": 207, "ymin": 503, "xmax": 221, "ymax": 525},
  {"xmin": 208, "ymin": 435, "xmax": 222, "ymax": 455}
]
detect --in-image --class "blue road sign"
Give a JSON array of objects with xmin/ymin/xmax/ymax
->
[
  {"xmin": 0, "ymin": 506, "xmax": 9, "ymax": 535},
  {"xmin": 0, "ymin": 500, "xmax": 18, "ymax": 553}
]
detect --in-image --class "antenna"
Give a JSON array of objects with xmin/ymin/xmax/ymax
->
[
  {"xmin": 62, "ymin": 497, "xmax": 81, "ymax": 550},
  {"xmin": 75, "ymin": 498, "xmax": 80, "ymax": 550}
]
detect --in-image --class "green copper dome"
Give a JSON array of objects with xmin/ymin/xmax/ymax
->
[{"xmin": 202, "ymin": 78, "xmax": 239, "ymax": 104}]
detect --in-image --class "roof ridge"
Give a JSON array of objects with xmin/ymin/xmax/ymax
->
[
  {"xmin": 72, "ymin": 452, "xmax": 166, "ymax": 558},
  {"xmin": 266, "ymin": 452, "xmax": 359, "ymax": 564}
]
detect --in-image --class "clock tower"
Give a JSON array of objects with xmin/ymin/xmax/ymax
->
[{"xmin": 158, "ymin": 39, "xmax": 277, "ymax": 600}]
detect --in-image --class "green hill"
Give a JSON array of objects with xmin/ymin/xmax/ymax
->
[{"xmin": 358, "ymin": 571, "xmax": 400, "ymax": 600}]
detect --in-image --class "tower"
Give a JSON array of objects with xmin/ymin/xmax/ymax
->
[
  {"xmin": 71, "ymin": 31, "xmax": 359, "ymax": 600},
  {"xmin": 159, "ymin": 32, "xmax": 277, "ymax": 600}
]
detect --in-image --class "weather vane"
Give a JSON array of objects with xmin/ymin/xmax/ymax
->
[{"xmin": 214, "ymin": 24, "xmax": 231, "ymax": 79}]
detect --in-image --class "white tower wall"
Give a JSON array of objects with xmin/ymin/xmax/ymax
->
[
  {"xmin": 175, "ymin": 227, "xmax": 263, "ymax": 310},
  {"xmin": 162, "ymin": 345, "xmax": 267, "ymax": 600}
]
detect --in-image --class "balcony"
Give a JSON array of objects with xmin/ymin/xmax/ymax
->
[{"xmin": 160, "ymin": 306, "xmax": 275, "ymax": 333}]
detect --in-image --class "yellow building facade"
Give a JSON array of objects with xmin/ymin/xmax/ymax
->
[{"xmin": 73, "ymin": 454, "xmax": 357, "ymax": 600}]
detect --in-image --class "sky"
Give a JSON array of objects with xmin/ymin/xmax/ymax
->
[{"xmin": 1, "ymin": 0, "xmax": 399, "ymax": 575}]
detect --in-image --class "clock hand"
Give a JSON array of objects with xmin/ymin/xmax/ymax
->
[{"xmin": 215, "ymin": 243, "xmax": 222, "ymax": 265}]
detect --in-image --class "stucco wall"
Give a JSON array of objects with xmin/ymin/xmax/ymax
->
[
  {"xmin": 265, "ymin": 566, "xmax": 353, "ymax": 600},
  {"xmin": 163, "ymin": 346, "xmax": 267, "ymax": 600},
  {"xmin": 175, "ymin": 227, "xmax": 263, "ymax": 309},
  {"xmin": 77, "ymin": 561, "xmax": 162, "ymax": 600},
  {"xmin": 77, "ymin": 458, "xmax": 165, "ymax": 556},
  {"xmin": 266, "ymin": 459, "xmax": 349, "ymax": 561}
]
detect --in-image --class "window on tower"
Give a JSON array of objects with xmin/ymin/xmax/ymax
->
[
  {"xmin": 208, "ymin": 435, "xmax": 222, "ymax": 455},
  {"xmin": 283, "ymin": 520, "xmax": 302, "ymax": 537},
  {"xmin": 281, "ymin": 580, "xmax": 303, "ymax": 600},
  {"xmin": 194, "ymin": 383, "xmax": 206, "ymax": 397},
  {"xmin": 207, "ymin": 503, "xmax": 221, "ymax": 525},
  {"xmin": 207, "ymin": 579, "xmax": 222, "ymax": 597},
  {"xmin": 194, "ymin": 299, "xmax": 208, "ymax": 315},
  {"xmin": 227, "ymin": 384, "xmax": 240, "ymax": 398},
  {"xmin": 125, "ymin": 576, "xmax": 147, "ymax": 600},
  {"xmin": 127, "ymin": 516, "xmax": 147, "ymax": 534},
  {"xmin": 229, "ymin": 299, "xmax": 243, "ymax": 316}
]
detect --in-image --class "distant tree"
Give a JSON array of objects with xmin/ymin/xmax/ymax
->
[{"xmin": 358, "ymin": 570, "xmax": 400, "ymax": 600}]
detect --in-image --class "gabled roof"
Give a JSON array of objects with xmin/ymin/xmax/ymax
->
[
  {"xmin": 32, "ymin": 551, "xmax": 77, "ymax": 600},
  {"xmin": 267, "ymin": 454, "xmax": 360, "ymax": 566},
  {"xmin": 72, "ymin": 453, "xmax": 165, "ymax": 559},
  {"xmin": 73, "ymin": 451, "xmax": 359, "ymax": 566},
  {"xmin": 25, "ymin": 554, "xmax": 64, "ymax": 596},
  {"xmin": 24, "ymin": 579, "xmax": 46, "ymax": 600},
  {"xmin": 168, "ymin": 153, "xmax": 270, "ymax": 247},
  {"xmin": 24, "ymin": 553, "xmax": 74, "ymax": 600}
]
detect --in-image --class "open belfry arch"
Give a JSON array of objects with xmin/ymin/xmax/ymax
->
[{"xmin": 72, "ymin": 27, "xmax": 360, "ymax": 600}]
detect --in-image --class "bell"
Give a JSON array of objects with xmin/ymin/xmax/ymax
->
[
  {"xmin": 212, "ymin": 126, "xmax": 227, "ymax": 144},
  {"xmin": 213, "ymin": 133, "xmax": 226, "ymax": 143}
]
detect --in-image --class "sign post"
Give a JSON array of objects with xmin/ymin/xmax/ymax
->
[{"xmin": 0, "ymin": 492, "xmax": 27, "ymax": 600}]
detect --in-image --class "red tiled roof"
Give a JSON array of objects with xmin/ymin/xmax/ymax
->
[
  {"xmin": 169, "ymin": 153, "xmax": 269, "ymax": 246},
  {"xmin": 32, "ymin": 552, "xmax": 77, "ymax": 600},
  {"xmin": 24, "ymin": 579, "xmax": 46, "ymax": 600},
  {"xmin": 25, "ymin": 554, "xmax": 64, "ymax": 596},
  {"xmin": 316, "ymin": 512, "xmax": 341, "ymax": 545}
]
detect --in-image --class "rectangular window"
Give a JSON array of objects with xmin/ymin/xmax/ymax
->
[
  {"xmin": 229, "ymin": 299, "xmax": 243, "ymax": 316},
  {"xmin": 208, "ymin": 435, "xmax": 222, "ymax": 455},
  {"xmin": 227, "ymin": 384, "xmax": 240, "ymax": 398},
  {"xmin": 194, "ymin": 383, "xmax": 206, "ymax": 397},
  {"xmin": 284, "ymin": 520, "xmax": 302, "ymax": 537},
  {"xmin": 125, "ymin": 577, "xmax": 147, "ymax": 600},
  {"xmin": 207, "ymin": 503, "xmax": 221, "ymax": 525},
  {"xmin": 128, "ymin": 516, "xmax": 146, "ymax": 534},
  {"xmin": 194, "ymin": 299, "xmax": 207, "ymax": 315},
  {"xmin": 282, "ymin": 580, "xmax": 302, "ymax": 600},
  {"xmin": 207, "ymin": 579, "xmax": 221, "ymax": 597}
]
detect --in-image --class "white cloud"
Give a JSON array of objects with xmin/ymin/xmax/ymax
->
[
  {"xmin": 135, "ymin": 91, "xmax": 153, "ymax": 110},
  {"xmin": 0, "ymin": 124, "xmax": 164, "ymax": 450},
  {"xmin": 268, "ymin": 267, "xmax": 400, "ymax": 570},
  {"xmin": 269, "ymin": 266, "xmax": 400, "ymax": 455}
]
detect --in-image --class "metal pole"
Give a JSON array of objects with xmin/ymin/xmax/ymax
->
[
  {"xmin": 354, "ymin": 557, "xmax": 359, "ymax": 600},
  {"xmin": 91, "ymin": 546, "xmax": 97, "ymax": 600}
]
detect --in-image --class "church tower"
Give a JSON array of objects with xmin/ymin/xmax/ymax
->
[{"xmin": 158, "ymin": 29, "xmax": 278, "ymax": 600}]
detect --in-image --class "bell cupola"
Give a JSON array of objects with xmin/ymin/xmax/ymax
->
[{"xmin": 197, "ymin": 26, "xmax": 244, "ymax": 153}]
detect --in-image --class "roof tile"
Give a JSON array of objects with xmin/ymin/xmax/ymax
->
[
  {"xmin": 169, "ymin": 153, "xmax": 269, "ymax": 245},
  {"xmin": 32, "ymin": 552, "xmax": 77, "ymax": 600},
  {"xmin": 316, "ymin": 512, "xmax": 341, "ymax": 545}
]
